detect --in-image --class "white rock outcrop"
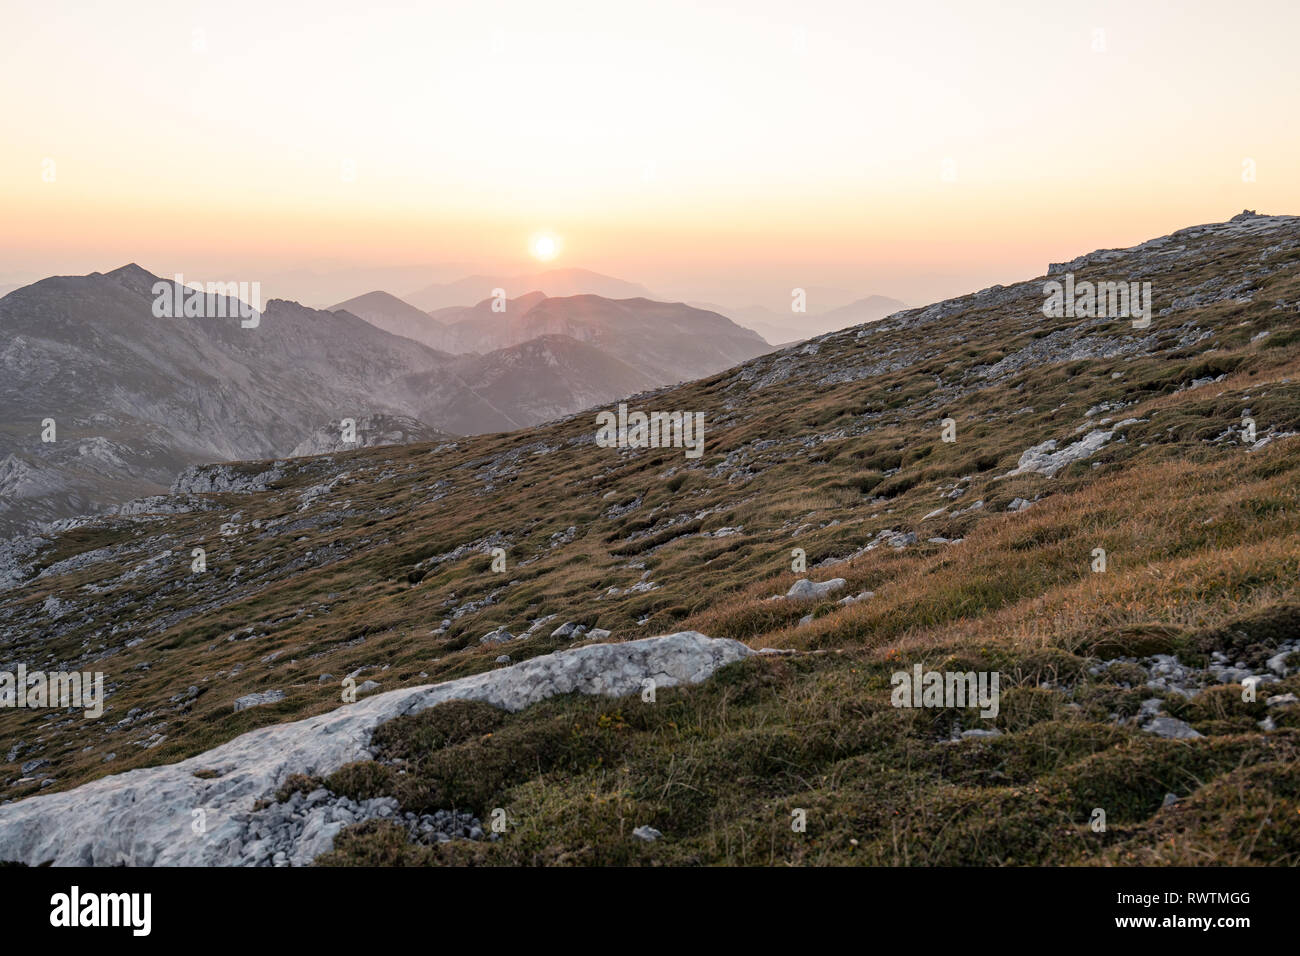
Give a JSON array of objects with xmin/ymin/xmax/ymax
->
[
  {"xmin": 0, "ymin": 632, "xmax": 752, "ymax": 867},
  {"xmin": 1001, "ymin": 429, "xmax": 1114, "ymax": 479},
  {"xmin": 171, "ymin": 463, "xmax": 285, "ymax": 495},
  {"xmin": 785, "ymin": 578, "xmax": 847, "ymax": 600}
]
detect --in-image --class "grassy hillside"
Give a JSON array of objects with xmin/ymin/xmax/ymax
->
[{"xmin": 3, "ymin": 214, "xmax": 1299, "ymax": 864}]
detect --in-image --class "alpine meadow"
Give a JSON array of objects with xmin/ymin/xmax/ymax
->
[{"xmin": 1, "ymin": 1, "xmax": 1298, "ymax": 935}]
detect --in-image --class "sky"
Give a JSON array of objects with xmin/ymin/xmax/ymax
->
[{"xmin": 2, "ymin": 0, "xmax": 1297, "ymax": 311}]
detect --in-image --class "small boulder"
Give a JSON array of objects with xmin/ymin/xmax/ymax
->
[
  {"xmin": 838, "ymin": 590, "xmax": 874, "ymax": 606},
  {"xmin": 1142, "ymin": 716, "xmax": 1202, "ymax": 739},
  {"xmin": 786, "ymin": 578, "xmax": 846, "ymax": 600},
  {"xmin": 233, "ymin": 690, "xmax": 285, "ymax": 712}
]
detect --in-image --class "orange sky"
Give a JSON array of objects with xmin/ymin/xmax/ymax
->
[{"xmin": 2, "ymin": 0, "xmax": 1297, "ymax": 309}]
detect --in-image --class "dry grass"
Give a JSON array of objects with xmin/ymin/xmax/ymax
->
[{"xmin": 3, "ymin": 220, "xmax": 1299, "ymax": 864}]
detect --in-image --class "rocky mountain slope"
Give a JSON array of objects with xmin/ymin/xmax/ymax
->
[
  {"xmin": 400, "ymin": 335, "xmax": 659, "ymax": 434},
  {"xmin": 368, "ymin": 289, "xmax": 773, "ymax": 387},
  {"xmin": 810, "ymin": 294, "xmax": 909, "ymax": 334},
  {"xmin": 1, "ymin": 212, "xmax": 1298, "ymax": 867},
  {"xmin": 0, "ymin": 265, "xmax": 465, "ymax": 535},
  {"xmin": 329, "ymin": 291, "xmax": 444, "ymax": 344},
  {"xmin": 0, "ymin": 269, "xmax": 703, "ymax": 534},
  {"xmin": 422, "ymin": 293, "xmax": 771, "ymax": 384},
  {"xmin": 288, "ymin": 415, "xmax": 453, "ymax": 458},
  {"xmin": 423, "ymin": 291, "xmax": 548, "ymax": 352}
]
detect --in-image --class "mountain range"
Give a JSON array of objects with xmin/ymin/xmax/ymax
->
[
  {"xmin": 0, "ymin": 266, "xmax": 769, "ymax": 534},
  {"xmin": 2, "ymin": 212, "xmax": 1296, "ymax": 868},
  {"xmin": 402, "ymin": 267, "xmax": 655, "ymax": 312}
]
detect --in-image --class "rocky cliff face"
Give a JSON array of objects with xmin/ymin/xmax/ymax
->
[{"xmin": 288, "ymin": 415, "xmax": 453, "ymax": 458}]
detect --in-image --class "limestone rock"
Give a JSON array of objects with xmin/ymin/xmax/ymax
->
[
  {"xmin": 233, "ymin": 690, "xmax": 285, "ymax": 712},
  {"xmin": 0, "ymin": 632, "xmax": 751, "ymax": 867},
  {"xmin": 1002, "ymin": 430, "xmax": 1114, "ymax": 479},
  {"xmin": 785, "ymin": 578, "xmax": 846, "ymax": 600}
]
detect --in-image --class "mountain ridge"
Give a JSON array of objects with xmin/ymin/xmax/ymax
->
[
  {"xmin": 2, "ymin": 212, "xmax": 1298, "ymax": 868},
  {"xmin": 405, "ymin": 267, "xmax": 656, "ymax": 312}
]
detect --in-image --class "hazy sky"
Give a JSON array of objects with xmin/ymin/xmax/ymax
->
[{"xmin": 2, "ymin": 0, "xmax": 1297, "ymax": 310}]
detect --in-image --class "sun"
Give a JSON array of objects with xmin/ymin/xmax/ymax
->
[{"xmin": 530, "ymin": 232, "xmax": 561, "ymax": 262}]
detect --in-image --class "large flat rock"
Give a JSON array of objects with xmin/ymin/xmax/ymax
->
[{"xmin": 0, "ymin": 632, "xmax": 752, "ymax": 866}]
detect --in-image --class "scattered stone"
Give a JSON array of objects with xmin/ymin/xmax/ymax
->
[
  {"xmin": 786, "ymin": 578, "xmax": 846, "ymax": 600},
  {"xmin": 1142, "ymin": 716, "xmax": 1203, "ymax": 740},
  {"xmin": 1003, "ymin": 429, "xmax": 1114, "ymax": 479},
  {"xmin": 838, "ymin": 591, "xmax": 874, "ymax": 606},
  {"xmin": 233, "ymin": 690, "xmax": 285, "ymax": 712},
  {"xmin": 240, "ymin": 793, "xmax": 487, "ymax": 866},
  {"xmin": 632, "ymin": 825, "xmax": 662, "ymax": 842}
]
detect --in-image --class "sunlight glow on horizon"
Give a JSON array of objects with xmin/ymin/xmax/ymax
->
[{"xmin": 530, "ymin": 233, "xmax": 561, "ymax": 262}]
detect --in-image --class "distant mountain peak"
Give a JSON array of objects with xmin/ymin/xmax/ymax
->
[
  {"xmin": 405, "ymin": 267, "xmax": 656, "ymax": 313},
  {"xmin": 101, "ymin": 263, "xmax": 162, "ymax": 294},
  {"xmin": 105, "ymin": 263, "xmax": 154, "ymax": 280}
]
